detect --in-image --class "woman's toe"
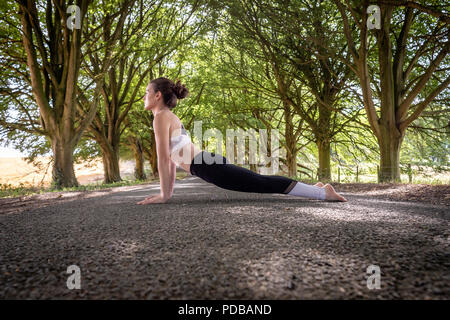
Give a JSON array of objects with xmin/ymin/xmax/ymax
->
[{"xmin": 315, "ymin": 182, "xmax": 325, "ymax": 187}]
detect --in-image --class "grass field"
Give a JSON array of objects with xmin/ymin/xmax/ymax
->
[
  {"xmin": 0, "ymin": 157, "xmax": 191, "ymax": 198},
  {"xmin": 0, "ymin": 157, "xmax": 141, "ymax": 187},
  {"xmin": 0, "ymin": 156, "xmax": 160, "ymax": 198}
]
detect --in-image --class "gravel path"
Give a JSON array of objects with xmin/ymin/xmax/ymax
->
[{"xmin": 1, "ymin": 176, "xmax": 449, "ymax": 299}]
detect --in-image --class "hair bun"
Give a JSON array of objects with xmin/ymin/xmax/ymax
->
[{"xmin": 173, "ymin": 80, "xmax": 189, "ymax": 99}]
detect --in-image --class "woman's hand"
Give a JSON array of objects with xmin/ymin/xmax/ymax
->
[{"xmin": 137, "ymin": 194, "xmax": 170, "ymax": 205}]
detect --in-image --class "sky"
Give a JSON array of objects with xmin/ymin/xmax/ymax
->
[{"xmin": 0, "ymin": 147, "xmax": 26, "ymax": 158}]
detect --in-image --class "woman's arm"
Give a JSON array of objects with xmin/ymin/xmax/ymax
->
[
  {"xmin": 154, "ymin": 112, "xmax": 172, "ymax": 199},
  {"xmin": 137, "ymin": 112, "xmax": 172, "ymax": 204}
]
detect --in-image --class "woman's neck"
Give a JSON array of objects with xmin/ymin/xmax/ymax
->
[{"xmin": 152, "ymin": 106, "xmax": 170, "ymax": 116}]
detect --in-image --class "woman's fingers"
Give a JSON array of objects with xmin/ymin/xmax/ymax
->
[
  {"xmin": 137, "ymin": 194, "xmax": 168, "ymax": 205},
  {"xmin": 138, "ymin": 199, "xmax": 152, "ymax": 205},
  {"xmin": 137, "ymin": 195, "xmax": 168, "ymax": 205},
  {"xmin": 137, "ymin": 196, "xmax": 156, "ymax": 205}
]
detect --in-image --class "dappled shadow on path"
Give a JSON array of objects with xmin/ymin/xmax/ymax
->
[{"xmin": 1, "ymin": 177, "xmax": 448, "ymax": 299}]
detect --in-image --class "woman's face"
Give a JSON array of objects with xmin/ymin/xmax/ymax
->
[{"xmin": 143, "ymin": 83, "xmax": 158, "ymax": 110}]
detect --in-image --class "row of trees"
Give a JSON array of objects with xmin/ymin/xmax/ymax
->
[
  {"xmin": 208, "ymin": 0, "xmax": 449, "ymax": 181},
  {"xmin": 0, "ymin": 0, "xmax": 448, "ymax": 188},
  {"xmin": 0, "ymin": 0, "xmax": 216, "ymax": 187}
]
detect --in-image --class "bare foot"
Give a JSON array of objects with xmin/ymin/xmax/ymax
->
[
  {"xmin": 315, "ymin": 182, "xmax": 325, "ymax": 187},
  {"xmin": 324, "ymin": 184, "xmax": 347, "ymax": 202}
]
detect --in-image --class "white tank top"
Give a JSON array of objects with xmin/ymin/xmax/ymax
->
[{"xmin": 170, "ymin": 124, "xmax": 191, "ymax": 154}]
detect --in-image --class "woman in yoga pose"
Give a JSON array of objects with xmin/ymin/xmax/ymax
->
[{"xmin": 137, "ymin": 77, "xmax": 347, "ymax": 205}]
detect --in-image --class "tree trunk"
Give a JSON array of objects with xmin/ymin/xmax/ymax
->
[
  {"xmin": 378, "ymin": 127, "xmax": 404, "ymax": 183},
  {"xmin": 100, "ymin": 143, "xmax": 122, "ymax": 183},
  {"xmin": 284, "ymin": 102, "xmax": 297, "ymax": 177},
  {"xmin": 51, "ymin": 137, "xmax": 78, "ymax": 188},
  {"xmin": 134, "ymin": 152, "xmax": 146, "ymax": 181},
  {"xmin": 246, "ymin": 137, "xmax": 257, "ymax": 172},
  {"xmin": 377, "ymin": 7, "xmax": 403, "ymax": 183},
  {"xmin": 317, "ymin": 139, "xmax": 331, "ymax": 181},
  {"xmin": 285, "ymin": 149, "xmax": 297, "ymax": 178},
  {"xmin": 149, "ymin": 134, "xmax": 158, "ymax": 177},
  {"xmin": 130, "ymin": 137, "xmax": 146, "ymax": 180},
  {"xmin": 144, "ymin": 150, "xmax": 157, "ymax": 179}
]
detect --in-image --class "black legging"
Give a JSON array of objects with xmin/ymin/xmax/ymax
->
[{"xmin": 189, "ymin": 151, "xmax": 297, "ymax": 194}]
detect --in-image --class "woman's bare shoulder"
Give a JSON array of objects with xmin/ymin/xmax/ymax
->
[
  {"xmin": 162, "ymin": 111, "xmax": 183, "ymax": 135},
  {"xmin": 166, "ymin": 110, "xmax": 182, "ymax": 126},
  {"xmin": 154, "ymin": 109, "xmax": 176, "ymax": 123}
]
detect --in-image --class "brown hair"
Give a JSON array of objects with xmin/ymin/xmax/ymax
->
[{"xmin": 150, "ymin": 77, "xmax": 189, "ymax": 109}]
